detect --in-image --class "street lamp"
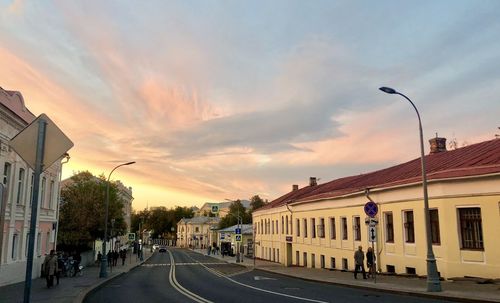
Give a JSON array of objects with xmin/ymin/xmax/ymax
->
[
  {"xmin": 379, "ymin": 87, "xmax": 441, "ymax": 292},
  {"xmin": 99, "ymin": 161, "xmax": 135, "ymax": 278}
]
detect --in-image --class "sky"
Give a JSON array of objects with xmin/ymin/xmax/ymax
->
[{"xmin": 1, "ymin": 1, "xmax": 499, "ymax": 210}]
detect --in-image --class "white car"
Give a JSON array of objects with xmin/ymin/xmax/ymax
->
[{"xmin": 153, "ymin": 244, "xmax": 159, "ymax": 250}]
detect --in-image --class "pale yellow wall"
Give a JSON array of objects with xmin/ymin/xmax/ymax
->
[{"xmin": 252, "ymin": 176, "xmax": 500, "ymax": 279}]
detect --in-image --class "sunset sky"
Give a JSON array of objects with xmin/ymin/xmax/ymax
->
[{"xmin": 1, "ymin": 1, "xmax": 499, "ymax": 210}]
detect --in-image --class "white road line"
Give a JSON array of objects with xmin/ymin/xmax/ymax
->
[
  {"xmin": 167, "ymin": 250, "xmax": 214, "ymax": 303},
  {"xmin": 191, "ymin": 257, "xmax": 328, "ymax": 303}
]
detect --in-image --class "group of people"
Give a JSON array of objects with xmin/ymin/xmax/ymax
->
[
  {"xmin": 353, "ymin": 246, "xmax": 375, "ymax": 279},
  {"xmin": 42, "ymin": 250, "xmax": 82, "ymax": 288},
  {"xmin": 96, "ymin": 249, "xmax": 128, "ymax": 267},
  {"xmin": 206, "ymin": 242, "xmax": 220, "ymax": 256}
]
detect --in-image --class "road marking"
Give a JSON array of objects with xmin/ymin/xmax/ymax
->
[
  {"xmin": 167, "ymin": 250, "xmax": 213, "ymax": 303},
  {"xmin": 254, "ymin": 276, "xmax": 277, "ymax": 281},
  {"xmin": 142, "ymin": 262, "xmax": 226, "ymax": 267},
  {"xmin": 193, "ymin": 259, "xmax": 328, "ymax": 303}
]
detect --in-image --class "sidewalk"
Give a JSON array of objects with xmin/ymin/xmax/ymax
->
[
  {"xmin": 0, "ymin": 249, "xmax": 152, "ymax": 303},
  {"xmin": 191, "ymin": 249, "xmax": 500, "ymax": 303}
]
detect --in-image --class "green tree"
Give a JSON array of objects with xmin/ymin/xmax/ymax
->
[
  {"xmin": 249, "ymin": 195, "xmax": 266, "ymax": 212},
  {"xmin": 218, "ymin": 200, "xmax": 252, "ymax": 229},
  {"xmin": 58, "ymin": 171, "xmax": 126, "ymax": 252}
]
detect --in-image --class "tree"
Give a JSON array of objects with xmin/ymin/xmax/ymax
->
[
  {"xmin": 218, "ymin": 200, "xmax": 252, "ymax": 229},
  {"xmin": 131, "ymin": 205, "xmax": 194, "ymax": 239},
  {"xmin": 58, "ymin": 171, "xmax": 126, "ymax": 252},
  {"xmin": 249, "ymin": 195, "xmax": 266, "ymax": 212}
]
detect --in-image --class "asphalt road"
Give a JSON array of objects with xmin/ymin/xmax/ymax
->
[{"xmin": 85, "ymin": 248, "xmax": 454, "ymax": 303}]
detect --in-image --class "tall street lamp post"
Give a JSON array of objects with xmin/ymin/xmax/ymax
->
[
  {"xmin": 379, "ymin": 87, "xmax": 441, "ymax": 292},
  {"xmin": 99, "ymin": 161, "xmax": 135, "ymax": 278}
]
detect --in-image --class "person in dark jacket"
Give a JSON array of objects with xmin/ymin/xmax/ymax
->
[
  {"xmin": 353, "ymin": 246, "xmax": 366, "ymax": 279},
  {"xmin": 366, "ymin": 247, "xmax": 375, "ymax": 278}
]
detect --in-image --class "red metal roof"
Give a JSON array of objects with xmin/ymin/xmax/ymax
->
[{"xmin": 257, "ymin": 138, "xmax": 500, "ymax": 211}]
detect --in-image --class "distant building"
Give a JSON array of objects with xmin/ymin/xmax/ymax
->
[
  {"xmin": 217, "ymin": 224, "xmax": 253, "ymax": 257},
  {"xmin": 253, "ymin": 138, "xmax": 500, "ymax": 279},
  {"xmin": 196, "ymin": 200, "xmax": 250, "ymax": 217},
  {"xmin": 0, "ymin": 88, "xmax": 69, "ymax": 286},
  {"xmin": 176, "ymin": 216, "xmax": 220, "ymax": 249}
]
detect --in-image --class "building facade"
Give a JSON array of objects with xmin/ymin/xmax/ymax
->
[
  {"xmin": 253, "ymin": 138, "xmax": 500, "ymax": 279},
  {"xmin": 216, "ymin": 224, "xmax": 253, "ymax": 257},
  {"xmin": 195, "ymin": 200, "xmax": 250, "ymax": 218},
  {"xmin": 176, "ymin": 216, "xmax": 220, "ymax": 249},
  {"xmin": 0, "ymin": 88, "xmax": 68, "ymax": 286}
]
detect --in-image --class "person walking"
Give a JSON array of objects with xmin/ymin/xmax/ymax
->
[
  {"xmin": 353, "ymin": 246, "xmax": 366, "ymax": 279},
  {"xmin": 97, "ymin": 251, "xmax": 102, "ymax": 265},
  {"xmin": 43, "ymin": 250, "xmax": 58, "ymax": 288},
  {"xmin": 120, "ymin": 249, "xmax": 126, "ymax": 265},
  {"xmin": 107, "ymin": 250, "xmax": 113, "ymax": 268},
  {"xmin": 366, "ymin": 247, "xmax": 375, "ymax": 278}
]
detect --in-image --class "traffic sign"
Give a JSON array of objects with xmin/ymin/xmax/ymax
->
[
  {"xmin": 368, "ymin": 226, "xmax": 377, "ymax": 242},
  {"xmin": 235, "ymin": 234, "xmax": 242, "ymax": 242},
  {"xmin": 235, "ymin": 228, "xmax": 241, "ymax": 234},
  {"xmin": 364, "ymin": 201, "xmax": 378, "ymax": 218},
  {"xmin": 128, "ymin": 233, "xmax": 136, "ymax": 241},
  {"xmin": 10, "ymin": 113, "xmax": 74, "ymax": 170}
]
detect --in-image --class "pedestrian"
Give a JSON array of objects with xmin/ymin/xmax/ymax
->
[
  {"xmin": 43, "ymin": 250, "xmax": 58, "ymax": 288},
  {"xmin": 56, "ymin": 252, "xmax": 64, "ymax": 285},
  {"xmin": 113, "ymin": 250, "xmax": 119, "ymax": 266},
  {"xmin": 216, "ymin": 246, "xmax": 219, "ymax": 255},
  {"xmin": 354, "ymin": 246, "xmax": 366, "ymax": 279},
  {"xmin": 207, "ymin": 245, "xmax": 211, "ymax": 255},
  {"xmin": 366, "ymin": 247, "xmax": 375, "ymax": 278},
  {"xmin": 107, "ymin": 250, "xmax": 113, "ymax": 268},
  {"xmin": 120, "ymin": 249, "xmax": 126, "ymax": 265},
  {"xmin": 97, "ymin": 251, "xmax": 102, "ymax": 265}
]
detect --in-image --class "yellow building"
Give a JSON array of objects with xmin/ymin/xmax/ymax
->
[
  {"xmin": 176, "ymin": 216, "xmax": 220, "ymax": 249},
  {"xmin": 253, "ymin": 138, "xmax": 500, "ymax": 279}
]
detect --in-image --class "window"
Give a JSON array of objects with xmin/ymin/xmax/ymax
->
[
  {"xmin": 354, "ymin": 216, "xmax": 361, "ymax": 241},
  {"xmin": 276, "ymin": 220, "xmax": 278, "ymax": 234},
  {"xmin": 320, "ymin": 255, "xmax": 325, "ymax": 269},
  {"xmin": 430, "ymin": 209, "xmax": 440, "ymax": 245},
  {"xmin": 404, "ymin": 211, "xmax": 415, "ymax": 243},
  {"xmin": 329, "ymin": 217, "xmax": 336, "ymax": 240},
  {"xmin": 25, "ymin": 233, "xmax": 29, "ymax": 257},
  {"xmin": 311, "ymin": 218, "xmax": 316, "ymax": 238},
  {"xmin": 385, "ymin": 212, "xmax": 394, "ymax": 243},
  {"xmin": 16, "ymin": 168, "xmax": 25, "ymax": 205},
  {"xmin": 272, "ymin": 220, "xmax": 274, "ymax": 234},
  {"xmin": 330, "ymin": 257, "xmax": 336, "ymax": 269},
  {"xmin": 286, "ymin": 216, "xmax": 289, "ymax": 234},
  {"xmin": 36, "ymin": 233, "xmax": 41, "ymax": 256},
  {"xmin": 311, "ymin": 253, "xmax": 316, "ymax": 268},
  {"xmin": 303, "ymin": 252, "xmax": 307, "ymax": 267},
  {"xmin": 459, "ymin": 208, "xmax": 484, "ymax": 250},
  {"xmin": 296, "ymin": 219, "xmax": 300, "ymax": 237},
  {"xmin": 303, "ymin": 218, "xmax": 308, "ymax": 238},
  {"xmin": 296, "ymin": 251, "xmax": 300, "ymax": 265},
  {"xmin": 195, "ymin": 227, "xmax": 199, "ymax": 233},
  {"xmin": 41, "ymin": 177, "xmax": 46, "ymax": 208},
  {"xmin": 46, "ymin": 231, "xmax": 50, "ymax": 253},
  {"xmin": 12, "ymin": 234, "xmax": 18, "ymax": 260},
  {"xmin": 281, "ymin": 216, "xmax": 284, "ymax": 234},
  {"xmin": 29, "ymin": 173, "xmax": 34, "ymax": 206},
  {"xmin": 49, "ymin": 180, "xmax": 55, "ymax": 209},
  {"xmin": 3, "ymin": 162, "xmax": 11, "ymax": 202},
  {"xmin": 341, "ymin": 217, "xmax": 348, "ymax": 240},
  {"xmin": 318, "ymin": 218, "xmax": 325, "ymax": 238}
]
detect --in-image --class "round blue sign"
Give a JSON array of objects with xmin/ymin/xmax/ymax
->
[{"xmin": 364, "ymin": 201, "xmax": 378, "ymax": 217}]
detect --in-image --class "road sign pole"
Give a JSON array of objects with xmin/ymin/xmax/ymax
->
[{"xmin": 24, "ymin": 118, "xmax": 47, "ymax": 303}]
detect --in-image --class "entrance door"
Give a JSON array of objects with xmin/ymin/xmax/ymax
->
[{"xmin": 286, "ymin": 243, "xmax": 292, "ymax": 266}]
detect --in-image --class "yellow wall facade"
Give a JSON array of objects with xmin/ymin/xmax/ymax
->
[{"xmin": 253, "ymin": 175, "xmax": 500, "ymax": 279}]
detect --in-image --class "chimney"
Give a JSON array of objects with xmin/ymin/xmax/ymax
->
[
  {"xmin": 429, "ymin": 135, "xmax": 447, "ymax": 154},
  {"xmin": 292, "ymin": 184, "xmax": 299, "ymax": 191},
  {"xmin": 309, "ymin": 177, "xmax": 317, "ymax": 186}
]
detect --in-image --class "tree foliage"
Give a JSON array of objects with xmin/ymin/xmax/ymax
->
[
  {"xmin": 131, "ymin": 206, "xmax": 194, "ymax": 239},
  {"xmin": 218, "ymin": 200, "xmax": 252, "ymax": 229},
  {"xmin": 249, "ymin": 195, "xmax": 266, "ymax": 212},
  {"xmin": 58, "ymin": 171, "xmax": 126, "ymax": 252}
]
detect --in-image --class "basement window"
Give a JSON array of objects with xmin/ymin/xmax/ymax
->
[
  {"xmin": 406, "ymin": 267, "xmax": 416, "ymax": 275},
  {"xmin": 386, "ymin": 265, "xmax": 396, "ymax": 273},
  {"xmin": 342, "ymin": 258, "xmax": 348, "ymax": 271}
]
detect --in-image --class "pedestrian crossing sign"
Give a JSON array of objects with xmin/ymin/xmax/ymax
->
[
  {"xmin": 235, "ymin": 234, "xmax": 242, "ymax": 242},
  {"xmin": 128, "ymin": 233, "xmax": 136, "ymax": 241}
]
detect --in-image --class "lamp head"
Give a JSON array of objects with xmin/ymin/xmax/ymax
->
[
  {"xmin": 124, "ymin": 161, "xmax": 136, "ymax": 166},
  {"xmin": 379, "ymin": 87, "xmax": 397, "ymax": 94}
]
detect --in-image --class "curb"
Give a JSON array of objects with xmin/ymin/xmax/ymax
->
[{"xmin": 74, "ymin": 253, "xmax": 152, "ymax": 303}]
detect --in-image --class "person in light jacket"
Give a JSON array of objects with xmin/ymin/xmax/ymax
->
[
  {"xmin": 43, "ymin": 250, "xmax": 58, "ymax": 288},
  {"xmin": 353, "ymin": 246, "xmax": 366, "ymax": 279}
]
